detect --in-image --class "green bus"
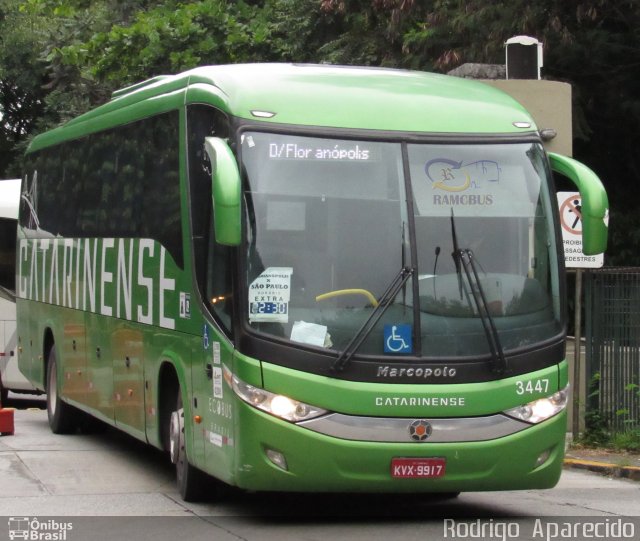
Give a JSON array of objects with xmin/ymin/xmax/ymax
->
[{"xmin": 16, "ymin": 64, "xmax": 608, "ymax": 500}]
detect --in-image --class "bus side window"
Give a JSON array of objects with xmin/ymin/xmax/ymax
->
[
  {"xmin": 32, "ymin": 148, "xmax": 67, "ymax": 236},
  {"xmin": 140, "ymin": 113, "xmax": 183, "ymax": 267},
  {"xmin": 187, "ymin": 105, "xmax": 233, "ymax": 335}
]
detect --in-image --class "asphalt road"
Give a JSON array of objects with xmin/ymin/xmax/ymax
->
[{"xmin": 1, "ymin": 394, "xmax": 639, "ymax": 541}]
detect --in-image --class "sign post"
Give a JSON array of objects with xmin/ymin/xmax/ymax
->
[{"xmin": 556, "ymin": 192, "xmax": 604, "ymax": 437}]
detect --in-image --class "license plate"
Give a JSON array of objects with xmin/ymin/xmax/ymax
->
[{"xmin": 391, "ymin": 457, "xmax": 446, "ymax": 478}]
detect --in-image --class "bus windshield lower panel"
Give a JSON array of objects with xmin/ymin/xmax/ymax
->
[{"xmin": 240, "ymin": 132, "xmax": 562, "ymax": 360}]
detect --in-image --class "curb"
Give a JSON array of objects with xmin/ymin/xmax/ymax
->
[{"xmin": 563, "ymin": 458, "xmax": 640, "ymax": 482}]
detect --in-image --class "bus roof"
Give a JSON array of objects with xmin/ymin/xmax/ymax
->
[
  {"xmin": 0, "ymin": 179, "xmax": 20, "ymax": 220},
  {"xmin": 30, "ymin": 64, "xmax": 538, "ymax": 151}
]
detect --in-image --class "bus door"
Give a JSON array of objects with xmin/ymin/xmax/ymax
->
[{"xmin": 192, "ymin": 328, "xmax": 236, "ymax": 484}]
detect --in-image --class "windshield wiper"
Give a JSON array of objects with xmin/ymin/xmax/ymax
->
[
  {"xmin": 450, "ymin": 208, "xmax": 464, "ymax": 300},
  {"xmin": 450, "ymin": 211, "xmax": 508, "ymax": 376},
  {"xmin": 332, "ymin": 266, "xmax": 414, "ymax": 373}
]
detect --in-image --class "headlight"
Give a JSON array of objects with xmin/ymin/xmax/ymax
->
[
  {"xmin": 223, "ymin": 365, "xmax": 329, "ymax": 422},
  {"xmin": 503, "ymin": 384, "xmax": 570, "ymax": 424}
]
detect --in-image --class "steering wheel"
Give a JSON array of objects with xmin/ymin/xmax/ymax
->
[{"xmin": 315, "ymin": 288, "xmax": 379, "ymax": 307}]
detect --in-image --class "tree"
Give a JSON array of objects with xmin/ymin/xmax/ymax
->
[
  {"xmin": 0, "ymin": 0, "xmax": 48, "ymax": 176},
  {"xmin": 0, "ymin": 0, "xmax": 144, "ymax": 175},
  {"xmin": 1, "ymin": 0, "xmax": 281, "ymax": 177},
  {"xmin": 49, "ymin": 0, "xmax": 277, "ymax": 90}
]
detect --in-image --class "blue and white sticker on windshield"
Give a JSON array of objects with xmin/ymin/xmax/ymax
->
[
  {"xmin": 248, "ymin": 267, "xmax": 292, "ymax": 323},
  {"xmin": 384, "ymin": 324, "xmax": 413, "ymax": 354}
]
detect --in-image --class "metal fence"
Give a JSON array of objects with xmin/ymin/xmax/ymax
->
[{"xmin": 585, "ymin": 268, "xmax": 640, "ymax": 432}]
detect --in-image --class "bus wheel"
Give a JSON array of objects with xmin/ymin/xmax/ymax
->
[
  {"xmin": 0, "ymin": 375, "xmax": 8, "ymax": 406},
  {"xmin": 169, "ymin": 389, "xmax": 205, "ymax": 501},
  {"xmin": 46, "ymin": 346, "xmax": 77, "ymax": 434},
  {"xmin": 432, "ymin": 492, "xmax": 460, "ymax": 500}
]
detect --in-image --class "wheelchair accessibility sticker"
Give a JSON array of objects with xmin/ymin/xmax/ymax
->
[{"xmin": 384, "ymin": 324, "xmax": 413, "ymax": 354}]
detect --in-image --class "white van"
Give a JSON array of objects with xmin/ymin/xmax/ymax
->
[{"xmin": 0, "ymin": 178, "xmax": 38, "ymax": 403}]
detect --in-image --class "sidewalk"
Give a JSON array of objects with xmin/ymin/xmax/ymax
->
[{"xmin": 564, "ymin": 447, "xmax": 640, "ymax": 482}]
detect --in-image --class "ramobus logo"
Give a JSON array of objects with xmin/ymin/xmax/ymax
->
[
  {"xmin": 8, "ymin": 517, "xmax": 73, "ymax": 541},
  {"xmin": 376, "ymin": 365, "xmax": 456, "ymax": 379}
]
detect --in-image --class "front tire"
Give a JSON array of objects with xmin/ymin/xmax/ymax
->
[
  {"xmin": 169, "ymin": 388, "xmax": 206, "ymax": 501},
  {"xmin": 46, "ymin": 346, "xmax": 78, "ymax": 434}
]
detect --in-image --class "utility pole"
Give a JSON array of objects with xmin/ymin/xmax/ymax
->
[{"xmin": 573, "ymin": 269, "xmax": 583, "ymax": 437}]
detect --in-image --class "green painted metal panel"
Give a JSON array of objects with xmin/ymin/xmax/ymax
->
[
  {"xmin": 232, "ymin": 401, "xmax": 566, "ymax": 492},
  {"xmin": 260, "ymin": 361, "xmax": 562, "ymax": 417},
  {"xmin": 548, "ymin": 152, "xmax": 609, "ymax": 255}
]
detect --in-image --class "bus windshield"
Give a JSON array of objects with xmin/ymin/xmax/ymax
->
[{"xmin": 241, "ymin": 132, "xmax": 562, "ymax": 359}]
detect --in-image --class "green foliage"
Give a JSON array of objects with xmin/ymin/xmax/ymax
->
[
  {"xmin": 0, "ymin": 0, "xmax": 48, "ymax": 173},
  {"xmin": 579, "ymin": 420, "xmax": 640, "ymax": 453},
  {"xmin": 576, "ymin": 407, "xmax": 610, "ymax": 447},
  {"xmin": 576, "ymin": 372, "xmax": 640, "ymax": 451},
  {"xmin": 0, "ymin": 0, "xmax": 280, "ymax": 175},
  {"xmin": 62, "ymin": 0, "xmax": 277, "ymax": 88},
  {"xmin": 577, "ymin": 372, "xmax": 610, "ymax": 446},
  {"xmin": 611, "ymin": 429, "xmax": 640, "ymax": 453},
  {"xmin": 575, "ymin": 372, "xmax": 609, "ymax": 446},
  {"xmin": 0, "ymin": 0, "xmax": 139, "ymax": 172}
]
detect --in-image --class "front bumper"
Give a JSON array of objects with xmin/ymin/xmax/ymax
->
[{"xmin": 233, "ymin": 403, "xmax": 566, "ymax": 493}]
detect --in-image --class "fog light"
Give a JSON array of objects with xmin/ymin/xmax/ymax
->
[
  {"xmin": 265, "ymin": 448, "xmax": 288, "ymax": 471},
  {"xmin": 535, "ymin": 448, "xmax": 552, "ymax": 468}
]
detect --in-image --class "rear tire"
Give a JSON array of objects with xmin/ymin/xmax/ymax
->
[
  {"xmin": 169, "ymin": 388, "xmax": 206, "ymax": 501},
  {"xmin": 0, "ymin": 375, "xmax": 8, "ymax": 406},
  {"xmin": 433, "ymin": 492, "xmax": 460, "ymax": 500},
  {"xmin": 46, "ymin": 346, "xmax": 78, "ymax": 434}
]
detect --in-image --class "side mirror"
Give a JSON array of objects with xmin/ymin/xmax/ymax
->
[
  {"xmin": 204, "ymin": 137, "xmax": 241, "ymax": 246},
  {"xmin": 548, "ymin": 152, "xmax": 608, "ymax": 255}
]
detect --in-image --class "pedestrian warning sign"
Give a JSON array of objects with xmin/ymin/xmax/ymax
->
[{"xmin": 556, "ymin": 192, "xmax": 604, "ymax": 269}]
